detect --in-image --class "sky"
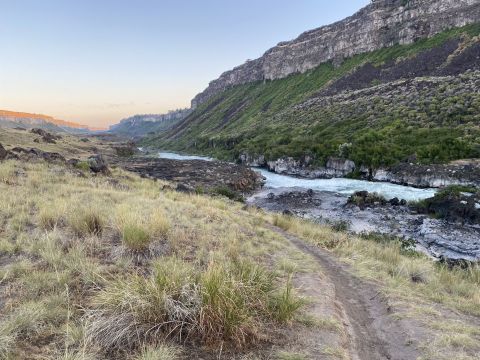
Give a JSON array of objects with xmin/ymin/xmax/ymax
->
[{"xmin": 0, "ymin": 0, "xmax": 370, "ymax": 127}]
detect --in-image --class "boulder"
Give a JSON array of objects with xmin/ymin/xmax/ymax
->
[
  {"xmin": 39, "ymin": 151, "xmax": 65, "ymax": 163},
  {"xmin": 9, "ymin": 147, "xmax": 65, "ymax": 163},
  {"xmin": 87, "ymin": 155, "xmax": 109, "ymax": 174},
  {"xmin": 389, "ymin": 197, "xmax": 400, "ymax": 206},
  {"xmin": 347, "ymin": 191, "xmax": 387, "ymax": 209},
  {"xmin": 0, "ymin": 143, "xmax": 7, "ymax": 160},
  {"xmin": 30, "ymin": 128, "xmax": 61, "ymax": 144}
]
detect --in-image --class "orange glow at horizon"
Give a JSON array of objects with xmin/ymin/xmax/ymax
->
[{"xmin": 0, "ymin": 91, "xmax": 194, "ymax": 129}]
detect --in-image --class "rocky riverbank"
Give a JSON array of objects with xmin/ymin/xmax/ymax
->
[
  {"xmin": 248, "ymin": 187, "xmax": 480, "ymax": 262},
  {"xmin": 120, "ymin": 157, "xmax": 264, "ymax": 194},
  {"xmin": 239, "ymin": 154, "xmax": 480, "ymax": 189}
]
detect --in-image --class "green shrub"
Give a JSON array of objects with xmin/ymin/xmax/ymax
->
[
  {"xmin": 75, "ymin": 161, "xmax": 91, "ymax": 172},
  {"xmin": 211, "ymin": 186, "xmax": 244, "ymax": 202}
]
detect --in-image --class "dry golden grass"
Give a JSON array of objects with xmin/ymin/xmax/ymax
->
[
  {"xmin": 0, "ymin": 127, "xmax": 117, "ymax": 159},
  {"xmin": 0, "ymin": 160, "xmax": 309, "ymax": 359},
  {"xmin": 1, "ymin": 157, "xmax": 479, "ymax": 359}
]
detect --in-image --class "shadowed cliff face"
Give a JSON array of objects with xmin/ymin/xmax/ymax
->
[{"xmin": 192, "ymin": 0, "xmax": 480, "ymax": 107}]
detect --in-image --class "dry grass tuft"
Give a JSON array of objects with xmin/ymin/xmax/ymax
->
[
  {"xmin": 85, "ymin": 257, "xmax": 299, "ymax": 352},
  {"xmin": 131, "ymin": 344, "xmax": 180, "ymax": 360},
  {"xmin": 68, "ymin": 205, "xmax": 105, "ymax": 236},
  {"xmin": 38, "ymin": 200, "xmax": 67, "ymax": 230}
]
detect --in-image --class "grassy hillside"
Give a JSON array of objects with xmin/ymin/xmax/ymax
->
[
  {"xmin": 0, "ymin": 158, "xmax": 479, "ymax": 359},
  {"xmin": 0, "ymin": 161, "xmax": 309, "ymax": 359},
  {"xmin": 109, "ymin": 110, "xmax": 191, "ymax": 139},
  {"xmin": 0, "ymin": 128, "xmax": 118, "ymax": 160},
  {"xmin": 145, "ymin": 24, "xmax": 480, "ymax": 168}
]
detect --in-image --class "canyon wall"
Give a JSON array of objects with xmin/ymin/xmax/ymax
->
[{"xmin": 192, "ymin": 0, "xmax": 480, "ymax": 107}]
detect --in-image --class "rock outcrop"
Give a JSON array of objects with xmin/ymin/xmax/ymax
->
[
  {"xmin": 269, "ymin": 157, "xmax": 356, "ymax": 178},
  {"xmin": 121, "ymin": 157, "xmax": 264, "ymax": 193},
  {"xmin": 192, "ymin": 0, "xmax": 480, "ymax": 107},
  {"xmin": 374, "ymin": 161, "xmax": 480, "ymax": 188},
  {"xmin": 31, "ymin": 128, "xmax": 62, "ymax": 144},
  {"xmin": 7, "ymin": 147, "xmax": 66, "ymax": 163},
  {"xmin": 88, "ymin": 155, "xmax": 109, "ymax": 174},
  {"xmin": 241, "ymin": 152, "xmax": 480, "ymax": 189},
  {"xmin": 241, "ymin": 155, "xmax": 357, "ymax": 179}
]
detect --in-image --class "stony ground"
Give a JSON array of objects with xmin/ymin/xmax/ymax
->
[{"xmin": 248, "ymin": 187, "xmax": 480, "ymax": 262}]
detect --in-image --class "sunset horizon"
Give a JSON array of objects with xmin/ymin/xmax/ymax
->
[{"xmin": 1, "ymin": 0, "xmax": 368, "ymax": 127}]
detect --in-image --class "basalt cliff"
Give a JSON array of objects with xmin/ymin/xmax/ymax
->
[
  {"xmin": 192, "ymin": 0, "xmax": 480, "ymax": 107},
  {"xmin": 0, "ymin": 110, "xmax": 102, "ymax": 133},
  {"xmin": 145, "ymin": 0, "xmax": 480, "ymax": 188}
]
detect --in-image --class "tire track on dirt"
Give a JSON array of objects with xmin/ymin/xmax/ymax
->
[{"xmin": 270, "ymin": 225, "xmax": 419, "ymax": 360}]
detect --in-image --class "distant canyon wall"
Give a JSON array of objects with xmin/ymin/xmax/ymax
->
[{"xmin": 192, "ymin": 0, "xmax": 480, "ymax": 107}]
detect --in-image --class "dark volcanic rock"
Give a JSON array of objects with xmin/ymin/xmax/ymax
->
[
  {"xmin": 374, "ymin": 161, "xmax": 480, "ymax": 188},
  {"xmin": 121, "ymin": 157, "xmax": 263, "ymax": 193},
  {"xmin": 267, "ymin": 190, "xmax": 322, "ymax": 208},
  {"xmin": 414, "ymin": 191, "xmax": 480, "ymax": 224},
  {"xmin": 176, "ymin": 183, "xmax": 195, "ymax": 193},
  {"xmin": 0, "ymin": 144, "xmax": 7, "ymax": 160},
  {"xmin": 389, "ymin": 197, "xmax": 400, "ymax": 206},
  {"xmin": 30, "ymin": 128, "xmax": 61, "ymax": 144},
  {"xmin": 9, "ymin": 147, "xmax": 65, "ymax": 163},
  {"xmin": 321, "ymin": 39, "xmax": 461, "ymax": 96}
]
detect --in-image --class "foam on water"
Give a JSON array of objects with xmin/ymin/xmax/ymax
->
[{"xmin": 255, "ymin": 169, "xmax": 436, "ymax": 201}]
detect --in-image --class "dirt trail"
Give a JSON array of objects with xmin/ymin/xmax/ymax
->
[{"xmin": 270, "ymin": 225, "xmax": 420, "ymax": 360}]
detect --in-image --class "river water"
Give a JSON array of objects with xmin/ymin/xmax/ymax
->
[{"xmin": 158, "ymin": 152, "xmax": 436, "ymax": 201}]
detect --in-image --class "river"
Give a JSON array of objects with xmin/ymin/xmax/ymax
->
[{"xmin": 158, "ymin": 152, "xmax": 436, "ymax": 201}]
